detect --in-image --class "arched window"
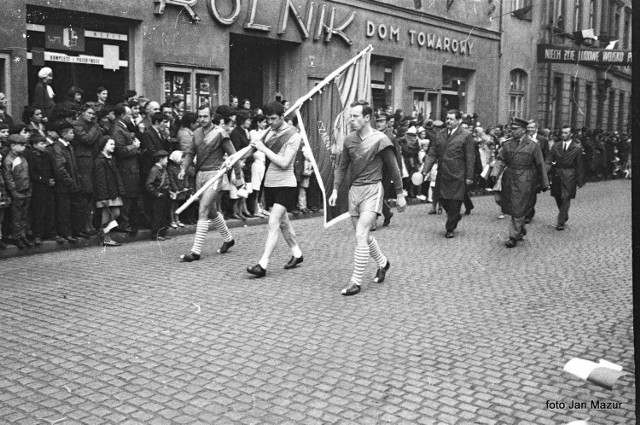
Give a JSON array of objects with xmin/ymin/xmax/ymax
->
[{"xmin": 509, "ymin": 69, "xmax": 527, "ymax": 118}]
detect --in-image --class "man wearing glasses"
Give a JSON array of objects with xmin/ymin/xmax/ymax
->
[{"xmin": 178, "ymin": 105, "xmax": 243, "ymax": 262}]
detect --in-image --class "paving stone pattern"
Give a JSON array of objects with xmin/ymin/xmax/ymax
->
[{"xmin": 0, "ymin": 180, "xmax": 633, "ymax": 425}]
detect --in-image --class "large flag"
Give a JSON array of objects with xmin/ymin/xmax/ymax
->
[
  {"xmin": 297, "ymin": 47, "xmax": 372, "ymax": 227},
  {"xmin": 176, "ymin": 46, "xmax": 373, "ymax": 223}
]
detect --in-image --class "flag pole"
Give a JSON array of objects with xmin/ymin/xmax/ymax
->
[{"xmin": 176, "ymin": 45, "xmax": 373, "ymax": 216}]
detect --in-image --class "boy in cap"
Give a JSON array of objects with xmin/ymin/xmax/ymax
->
[
  {"xmin": 490, "ymin": 117, "xmax": 548, "ymax": 247},
  {"xmin": 3, "ymin": 134, "xmax": 32, "ymax": 248},
  {"xmin": 146, "ymin": 149, "xmax": 171, "ymax": 241},
  {"xmin": 52, "ymin": 121, "xmax": 83, "ymax": 243},
  {"xmin": 28, "ymin": 134, "xmax": 60, "ymax": 244}
]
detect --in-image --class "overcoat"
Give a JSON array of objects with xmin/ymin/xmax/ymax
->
[
  {"xmin": 52, "ymin": 141, "xmax": 80, "ymax": 194},
  {"xmin": 93, "ymin": 154, "xmax": 125, "ymax": 202},
  {"xmin": 111, "ymin": 120, "xmax": 140, "ymax": 197},
  {"xmin": 422, "ymin": 127, "xmax": 475, "ymax": 201},
  {"xmin": 491, "ymin": 135, "xmax": 549, "ymax": 217},
  {"xmin": 546, "ymin": 138, "xmax": 585, "ymax": 200},
  {"xmin": 73, "ymin": 118, "xmax": 101, "ymax": 193}
]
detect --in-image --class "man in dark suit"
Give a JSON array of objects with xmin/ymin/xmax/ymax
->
[
  {"xmin": 111, "ymin": 103, "xmax": 141, "ymax": 233},
  {"xmin": 546, "ymin": 125, "xmax": 585, "ymax": 231},
  {"xmin": 421, "ymin": 109, "xmax": 476, "ymax": 238},
  {"xmin": 524, "ymin": 119, "xmax": 550, "ymax": 223}
]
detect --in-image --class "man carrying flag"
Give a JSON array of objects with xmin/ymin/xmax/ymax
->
[
  {"xmin": 178, "ymin": 105, "xmax": 242, "ymax": 262},
  {"xmin": 245, "ymin": 102, "xmax": 304, "ymax": 277},
  {"xmin": 329, "ymin": 100, "xmax": 406, "ymax": 296}
]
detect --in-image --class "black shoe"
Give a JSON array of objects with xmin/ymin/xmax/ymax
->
[
  {"xmin": 33, "ymin": 237, "xmax": 42, "ymax": 246},
  {"xmin": 247, "ymin": 264, "xmax": 266, "ymax": 277},
  {"xmin": 383, "ymin": 213, "xmax": 393, "ymax": 227},
  {"xmin": 445, "ymin": 231, "xmax": 455, "ymax": 239},
  {"xmin": 524, "ymin": 218, "xmax": 531, "ymax": 224},
  {"xmin": 180, "ymin": 252, "xmax": 201, "ymax": 262},
  {"xmin": 374, "ymin": 260, "xmax": 390, "ymax": 283},
  {"xmin": 14, "ymin": 238, "xmax": 26, "ymax": 249},
  {"xmin": 464, "ymin": 208, "xmax": 473, "ymax": 215},
  {"xmin": 55, "ymin": 235, "xmax": 66, "ymax": 244},
  {"xmin": 74, "ymin": 232, "xmax": 90, "ymax": 239},
  {"xmin": 505, "ymin": 238, "xmax": 518, "ymax": 248},
  {"xmin": 555, "ymin": 225, "xmax": 565, "ymax": 231},
  {"xmin": 218, "ymin": 239, "xmax": 235, "ymax": 254},
  {"xmin": 428, "ymin": 210, "xmax": 437, "ymax": 215},
  {"xmin": 341, "ymin": 282, "xmax": 361, "ymax": 296},
  {"xmin": 284, "ymin": 255, "xmax": 303, "ymax": 270},
  {"xmin": 21, "ymin": 236, "xmax": 34, "ymax": 247},
  {"xmin": 65, "ymin": 236, "xmax": 78, "ymax": 243}
]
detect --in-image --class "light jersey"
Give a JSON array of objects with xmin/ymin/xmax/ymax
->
[{"xmin": 263, "ymin": 124, "xmax": 301, "ymax": 188}]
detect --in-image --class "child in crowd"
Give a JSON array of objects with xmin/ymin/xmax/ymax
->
[
  {"xmin": 0, "ymin": 122, "xmax": 10, "ymax": 157},
  {"xmin": 167, "ymin": 150, "xmax": 190, "ymax": 228},
  {"xmin": 0, "ymin": 144, "xmax": 10, "ymax": 249},
  {"xmin": 28, "ymin": 134, "xmax": 59, "ymax": 244},
  {"xmin": 146, "ymin": 150, "xmax": 171, "ymax": 241},
  {"xmin": 3, "ymin": 134, "xmax": 32, "ymax": 248},
  {"xmin": 94, "ymin": 136, "xmax": 125, "ymax": 246}
]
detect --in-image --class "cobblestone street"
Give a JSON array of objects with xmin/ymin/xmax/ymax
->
[{"xmin": 0, "ymin": 180, "xmax": 634, "ymax": 425}]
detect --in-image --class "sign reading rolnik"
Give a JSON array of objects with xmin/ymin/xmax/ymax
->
[{"xmin": 537, "ymin": 44, "xmax": 632, "ymax": 66}]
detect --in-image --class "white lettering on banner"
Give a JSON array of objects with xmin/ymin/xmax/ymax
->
[
  {"xmin": 27, "ymin": 51, "xmax": 129, "ymax": 67},
  {"xmin": 365, "ymin": 20, "xmax": 473, "ymax": 55},
  {"xmin": 578, "ymin": 50, "xmax": 600, "ymax": 61},
  {"xmin": 602, "ymin": 51, "xmax": 625, "ymax": 63}
]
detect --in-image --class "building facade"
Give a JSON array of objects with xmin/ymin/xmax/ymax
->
[
  {"xmin": 1, "ymin": 0, "xmax": 503, "ymax": 125},
  {"xmin": 498, "ymin": 0, "xmax": 632, "ymax": 131}
]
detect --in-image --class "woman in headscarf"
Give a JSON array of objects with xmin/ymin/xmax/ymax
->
[{"xmin": 33, "ymin": 67, "xmax": 56, "ymax": 119}]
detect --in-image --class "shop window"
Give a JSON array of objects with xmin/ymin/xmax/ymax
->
[
  {"xmin": 509, "ymin": 69, "xmax": 527, "ymax": 119},
  {"xmin": 0, "ymin": 54, "xmax": 10, "ymax": 114},
  {"xmin": 162, "ymin": 67, "xmax": 220, "ymax": 112}
]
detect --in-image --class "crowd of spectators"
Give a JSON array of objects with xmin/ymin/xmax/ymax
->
[{"xmin": 0, "ymin": 68, "xmax": 631, "ymax": 249}]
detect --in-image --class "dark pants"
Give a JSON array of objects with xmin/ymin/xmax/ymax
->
[
  {"xmin": 11, "ymin": 196, "xmax": 31, "ymax": 239},
  {"xmin": 149, "ymin": 192, "xmax": 170, "ymax": 236},
  {"xmin": 509, "ymin": 216, "xmax": 526, "ymax": 240},
  {"xmin": 441, "ymin": 199, "xmax": 463, "ymax": 232},
  {"xmin": 555, "ymin": 196, "xmax": 571, "ymax": 226},
  {"xmin": 119, "ymin": 196, "xmax": 139, "ymax": 231},
  {"xmin": 56, "ymin": 192, "xmax": 83, "ymax": 237},
  {"xmin": 525, "ymin": 194, "xmax": 537, "ymax": 220},
  {"xmin": 463, "ymin": 193, "xmax": 474, "ymax": 211},
  {"xmin": 31, "ymin": 186, "xmax": 56, "ymax": 238}
]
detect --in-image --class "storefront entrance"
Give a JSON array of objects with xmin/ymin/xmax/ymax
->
[{"xmin": 229, "ymin": 34, "xmax": 297, "ymax": 109}]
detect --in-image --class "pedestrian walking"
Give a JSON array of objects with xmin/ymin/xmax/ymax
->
[
  {"xmin": 524, "ymin": 119, "xmax": 549, "ymax": 223},
  {"xmin": 329, "ymin": 100, "xmax": 406, "ymax": 296},
  {"xmin": 490, "ymin": 118, "xmax": 549, "ymax": 248},
  {"xmin": 420, "ymin": 109, "xmax": 475, "ymax": 238},
  {"xmin": 546, "ymin": 125, "xmax": 585, "ymax": 231},
  {"xmin": 178, "ymin": 105, "xmax": 242, "ymax": 262},
  {"xmin": 245, "ymin": 101, "xmax": 304, "ymax": 278}
]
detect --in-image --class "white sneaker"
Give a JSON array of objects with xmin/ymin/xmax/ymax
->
[
  {"xmin": 498, "ymin": 214, "xmax": 505, "ymax": 219},
  {"xmin": 416, "ymin": 195, "xmax": 427, "ymax": 201}
]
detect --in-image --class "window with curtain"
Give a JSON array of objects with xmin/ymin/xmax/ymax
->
[
  {"xmin": 574, "ymin": 0, "xmax": 583, "ymax": 31},
  {"xmin": 509, "ymin": 69, "xmax": 527, "ymax": 118}
]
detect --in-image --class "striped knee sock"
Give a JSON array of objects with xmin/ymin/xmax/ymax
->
[
  {"xmin": 368, "ymin": 238, "xmax": 387, "ymax": 268},
  {"xmin": 211, "ymin": 213, "xmax": 233, "ymax": 242},
  {"xmin": 350, "ymin": 245, "xmax": 369, "ymax": 286},
  {"xmin": 190, "ymin": 220, "xmax": 209, "ymax": 255}
]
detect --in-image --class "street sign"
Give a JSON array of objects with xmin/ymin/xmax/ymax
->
[{"xmin": 537, "ymin": 44, "xmax": 632, "ymax": 66}]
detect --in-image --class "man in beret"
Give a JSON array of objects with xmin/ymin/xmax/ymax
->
[{"xmin": 490, "ymin": 117, "xmax": 549, "ymax": 248}]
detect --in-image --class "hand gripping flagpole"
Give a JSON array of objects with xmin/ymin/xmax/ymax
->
[{"xmin": 175, "ymin": 45, "xmax": 373, "ymax": 216}]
